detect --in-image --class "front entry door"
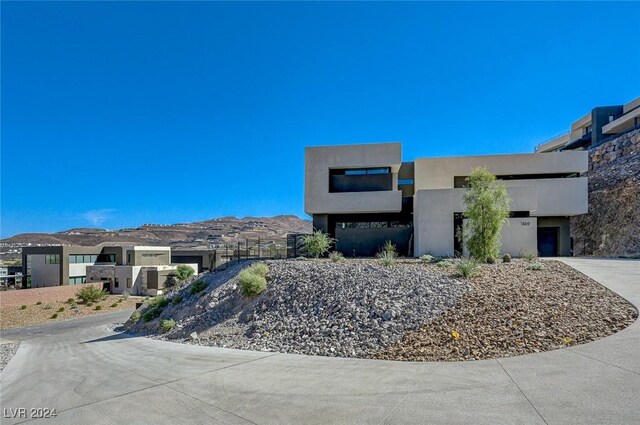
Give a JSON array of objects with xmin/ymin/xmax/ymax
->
[{"xmin": 537, "ymin": 227, "xmax": 558, "ymax": 257}]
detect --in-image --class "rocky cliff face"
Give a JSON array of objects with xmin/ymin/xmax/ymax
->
[{"xmin": 571, "ymin": 129, "xmax": 640, "ymax": 257}]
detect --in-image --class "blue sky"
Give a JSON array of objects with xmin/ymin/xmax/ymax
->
[{"xmin": 1, "ymin": 1, "xmax": 639, "ymax": 238}]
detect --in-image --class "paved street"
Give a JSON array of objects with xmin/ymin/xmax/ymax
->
[{"xmin": 1, "ymin": 258, "xmax": 638, "ymax": 425}]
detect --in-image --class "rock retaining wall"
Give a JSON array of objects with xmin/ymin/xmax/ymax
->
[{"xmin": 571, "ymin": 129, "xmax": 640, "ymax": 257}]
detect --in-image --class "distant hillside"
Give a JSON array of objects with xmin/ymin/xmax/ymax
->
[{"xmin": 1, "ymin": 215, "xmax": 312, "ymax": 248}]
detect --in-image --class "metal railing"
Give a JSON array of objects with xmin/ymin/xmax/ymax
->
[{"xmin": 210, "ymin": 233, "xmax": 311, "ymax": 272}]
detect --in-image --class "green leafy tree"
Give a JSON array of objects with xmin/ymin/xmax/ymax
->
[
  {"xmin": 460, "ymin": 167, "xmax": 511, "ymax": 261},
  {"xmin": 302, "ymin": 229, "xmax": 336, "ymax": 258},
  {"xmin": 174, "ymin": 264, "xmax": 195, "ymax": 282}
]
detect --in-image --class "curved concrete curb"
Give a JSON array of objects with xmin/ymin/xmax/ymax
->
[{"xmin": 0, "ymin": 259, "xmax": 638, "ymax": 425}]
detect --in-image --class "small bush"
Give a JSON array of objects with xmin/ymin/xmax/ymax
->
[
  {"xmin": 117, "ymin": 298, "xmax": 123, "ymax": 303},
  {"xmin": 160, "ymin": 319, "xmax": 176, "ymax": 333},
  {"xmin": 329, "ymin": 251, "xmax": 344, "ymax": 262},
  {"xmin": 302, "ymin": 230, "xmax": 336, "ymax": 258},
  {"xmin": 86, "ymin": 302, "xmax": 93, "ymax": 307},
  {"xmin": 249, "ymin": 262, "xmax": 269, "ymax": 277},
  {"xmin": 36, "ymin": 301, "xmax": 42, "ymax": 305},
  {"xmin": 377, "ymin": 250, "xmax": 397, "ymax": 267},
  {"xmin": 521, "ymin": 250, "xmax": 538, "ymax": 262},
  {"xmin": 20, "ymin": 305, "xmax": 27, "ymax": 310},
  {"xmin": 383, "ymin": 240, "xmax": 397, "ymax": 254},
  {"xmin": 50, "ymin": 313, "xmax": 58, "ymax": 319},
  {"xmin": 142, "ymin": 296, "xmax": 170, "ymax": 322},
  {"xmin": 95, "ymin": 305, "xmax": 102, "ymax": 311},
  {"xmin": 189, "ymin": 280, "xmax": 208, "ymax": 295},
  {"xmin": 502, "ymin": 254, "xmax": 512, "ymax": 263},
  {"xmin": 76, "ymin": 285, "xmax": 108, "ymax": 303},
  {"xmin": 436, "ymin": 259, "xmax": 451, "ymax": 268},
  {"xmin": 130, "ymin": 311, "xmax": 142, "ymax": 322},
  {"xmin": 57, "ymin": 307, "xmax": 65, "ymax": 312},
  {"xmin": 455, "ymin": 258, "xmax": 479, "ymax": 278},
  {"xmin": 486, "ymin": 256, "xmax": 496, "ymax": 264},
  {"xmin": 110, "ymin": 303, "xmax": 118, "ymax": 308},
  {"xmin": 174, "ymin": 265, "xmax": 195, "ymax": 282},
  {"xmin": 528, "ymin": 262, "xmax": 545, "ymax": 271},
  {"xmin": 67, "ymin": 298, "xmax": 75, "ymax": 303},
  {"xmin": 420, "ymin": 255, "xmax": 434, "ymax": 263},
  {"xmin": 122, "ymin": 290, "xmax": 130, "ymax": 300},
  {"xmin": 238, "ymin": 269, "xmax": 267, "ymax": 296},
  {"xmin": 172, "ymin": 295, "xmax": 183, "ymax": 305}
]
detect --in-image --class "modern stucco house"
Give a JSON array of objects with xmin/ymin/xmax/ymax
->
[
  {"xmin": 22, "ymin": 245, "xmax": 197, "ymax": 296},
  {"xmin": 536, "ymin": 96, "xmax": 640, "ymax": 153},
  {"xmin": 305, "ymin": 142, "xmax": 588, "ymax": 258}
]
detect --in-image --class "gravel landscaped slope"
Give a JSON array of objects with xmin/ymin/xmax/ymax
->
[
  {"xmin": 0, "ymin": 343, "xmax": 20, "ymax": 373},
  {"xmin": 126, "ymin": 259, "xmax": 469, "ymax": 358},
  {"xmin": 374, "ymin": 260, "xmax": 638, "ymax": 361}
]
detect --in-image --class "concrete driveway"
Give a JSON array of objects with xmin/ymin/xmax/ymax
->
[{"xmin": 1, "ymin": 258, "xmax": 638, "ymax": 425}]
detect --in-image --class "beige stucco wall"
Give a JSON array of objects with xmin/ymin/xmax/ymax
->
[
  {"xmin": 503, "ymin": 177, "xmax": 588, "ymax": 216},
  {"xmin": 413, "ymin": 187, "xmax": 537, "ymax": 257},
  {"xmin": 304, "ymin": 142, "xmax": 403, "ymax": 214},
  {"xmin": 413, "ymin": 152, "xmax": 587, "ymax": 218},
  {"xmin": 463, "ymin": 217, "xmax": 538, "ymax": 258},
  {"xmin": 414, "ymin": 151, "xmax": 588, "ymax": 190}
]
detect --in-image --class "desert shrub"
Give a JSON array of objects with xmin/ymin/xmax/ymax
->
[
  {"xmin": 95, "ymin": 305, "xmax": 102, "ymax": 311},
  {"xmin": 521, "ymin": 250, "xmax": 538, "ymax": 262},
  {"xmin": 149, "ymin": 296, "xmax": 169, "ymax": 308},
  {"xmin": 420, "ymin": 255, "xmax": 434, "ymax": 263},
  {"xmin": 455, "ymin": 258, "xmax": 479, "ymax": 278},
  {"xmin": 160, "ymin": 319, "xmax": 176, "ymax": 333},
  {"xmin": 172, "ymin": 295, "xmax": 183, "ymax": 305},
  {"xmin": 377, "ymin": 250, "xmax": 398, "ymax": 267},
  {"xmin": 528, "ymin": 262, "xmax": 544, "ymax": 271},
  {"xmin": 249, "ymin": 262, "xmax": 269, "ymax": 277},
  {"xmin": 383, "ymin": 240, "xmax": 397, "ymax": 254},
  {"xmin": 502, "ymin": 254, "xmax": 512, "ymax": 263},
  {"xmin": 20, "ymin": 305, "xmax": 27, "ymax": 310},
  {"xmin": 57, "ymin": 307, "xmax": 65, "ymax": 312},
  {"xmin": 36, "ymin": 301, "xmax": 42, "ymax": 305},
  {"xmin": 122, "ymin": 290, "xmax": 130, "ymax": 300},
  {"xmin": 174, "ymin": 264, "xmax": 195, "ymax": 282},
  {"xmin": 76, "ymin": 285, "xmax": 108, "ymax": 303},
  {"xmin": 238, "ymin": 269, "xmax": 267, "ymax": 296},
  {"xmin": 51, "ymin": 313, "xmax": 58, "ymax": 319},
  {"xmin": 130, "ymin": 311, "xmax": 141, "ymax": 322},
  {"xmin": 110, "ymin": 303, "xmax": 118, "ymax": 308},
  {"xmin": 329, "ymin": 251, "xmax": 344, "ymax": 262},
  {"xmin": 117, "ymin": 298, "xmax": 123, "ymax": 303},
  {"xmin": 67, "ymin": 298, "xmax": 75, "ymax": 303},
  {"xmin": 302, "ymin": 230, "xmax": 336, "ymax": 258},
  {"xmin": 486, "ymin": 256, "xmax": 496, "ymax": 264},
  {"xmin": 436, "ymin": 259, "xmax": 451, "ymax": 268},
  {"xmin": 189, "ymin": 280, "xmax": 208, "ymax": 295},
  {"xmin": 86, "ymin": 302, "xmax": 93, "ymax": 307},
  {"xmin": 460, "ymin": 167, "xmax": 511, "ymax": 260}
]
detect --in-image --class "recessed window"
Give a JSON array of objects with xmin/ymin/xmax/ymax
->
[
  {"xmin": 68, "ymin": 276, "xmax": 86, "ymax": 285},
  {"xmin": 45, "ymin": 254, "xmax": 60, "ymax": 264},
  {"xmin": 398, "ymin": 179, "xmax": 414, "ymax": 186}
]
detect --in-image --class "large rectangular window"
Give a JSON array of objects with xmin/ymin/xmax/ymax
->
[
  {"xmin": 45, "ymin": 254, "xmax": 60, "ymax": 264},
  {"xmin": 68, "ymin": 276, "xmax": 86, "ymax": 285},
  {"xmin": 329, "ymin": 167, "xmax": 392, "ymax": 193},
  {"xmin": 69, "ymin": 254, "xmax": 98, "ymax": 264}
]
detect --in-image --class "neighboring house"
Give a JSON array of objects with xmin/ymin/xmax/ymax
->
[
  {"xmin": 536, "ymin": 96, "xmax": 640, "ymax": 153},
  {"xmin": 22, "ymin": 245, "xmax": 197, "ymax": 296},
  {"xmin": 305, "ymin": 142, "xmax": 588, "ymax": 258},
  {"xmin": 171, "ymin": 249, "xmax": 217, "ymax": 273}
]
